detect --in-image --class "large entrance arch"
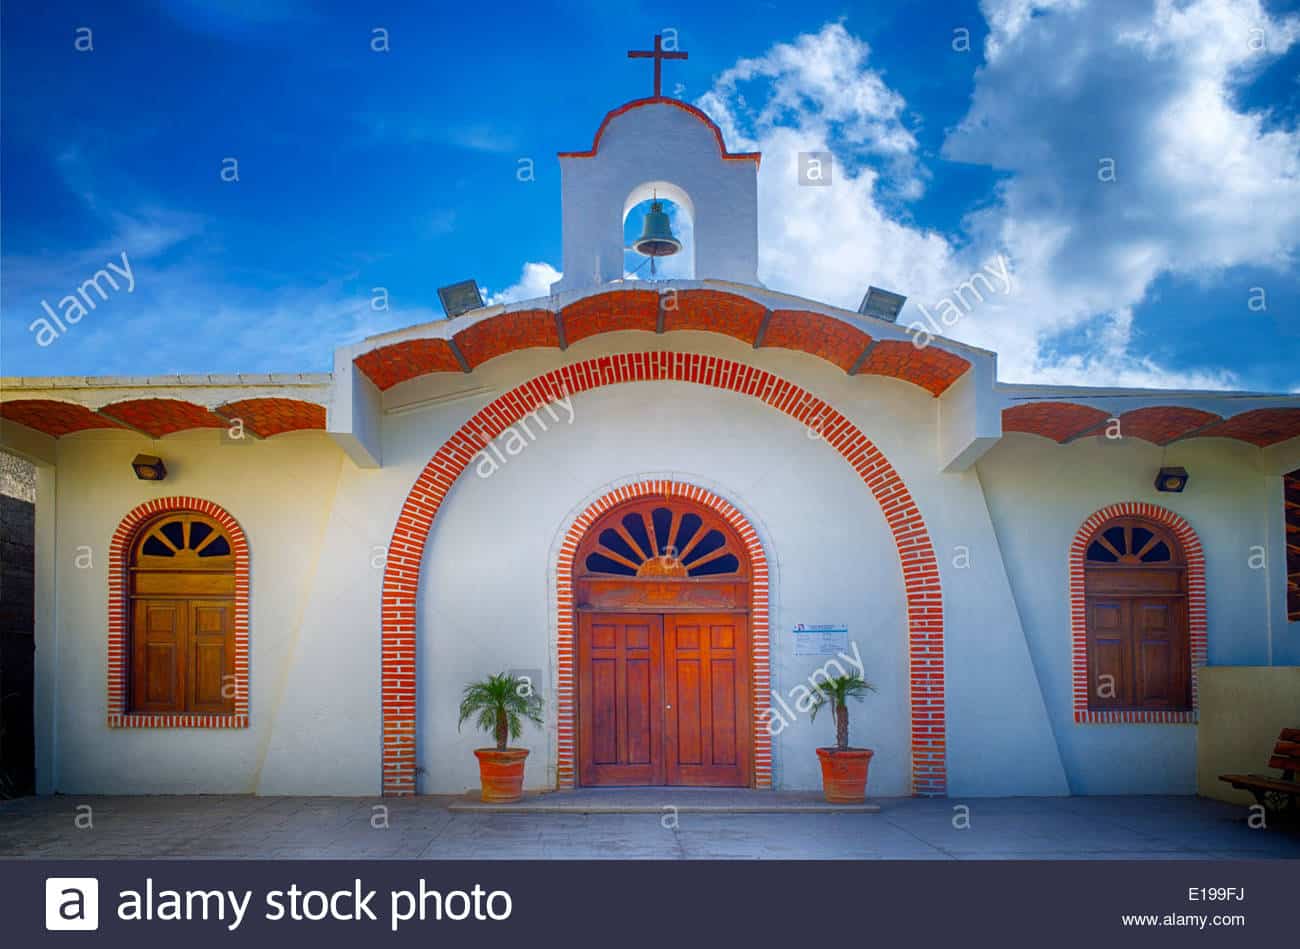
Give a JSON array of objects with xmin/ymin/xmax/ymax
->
[{"xmin": 380, "ymin": 351, "xmax": 946, "ymax": 796}]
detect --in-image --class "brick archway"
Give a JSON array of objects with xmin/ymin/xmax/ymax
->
[
  {"xmin": 1069, "ymin": 501, "xmax": 1207, "ymax": 724},
  {"xmin": 557, "ymin": 480, "xmax": 771, "ymax": 788},
  {"xmin": 381, "ymin": 352, "xmax": 945, "ymax": 796},
  {"xmin": 107, "ymin": 496, "xmax": 250, "ymax": 728}
]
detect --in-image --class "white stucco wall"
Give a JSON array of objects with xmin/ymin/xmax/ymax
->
[
  {"xmin": 978, "ymin": 432, "xmax": 1286, "ymax": 794},
  {"xmin": 34, "ymin": 326, "xmax": 1291, "ymax": 799},
  {"xmin": 47, "ymin": 429, "xmax": 349, "ymax": 793}
]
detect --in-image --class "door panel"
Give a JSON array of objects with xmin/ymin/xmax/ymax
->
[
  {"xmin": 624, "ymin": 652, "xmax": 653, "ymax": 765},
  {"xmin": 1132, "ymin": 597, "xmax": 1187, "ymax": 709},
  {"xmin": 1086, "ymin": 598, "xmax": 1130, "ymax": 708},
  {"xmin": 589, "ymin": 656, "xmax": 619, "ymax": 763},
  {"xmin": 710, "ymin": 658, "xmax": 738, "ymax": 765},
  {"xmin": 673, "ymin": 655, "xmax": 702, "ymax": 765},
  {"xmin": 578, "ymin": 614, "xmax": 664, "ymax": 786},
  {"xmin": 189, "ymin": 600, "xmax": 235, "ymax": 713},
  {"xmin": 664, "ymin": 614, "xmax": 750, "ymax": 787},
  {"xmin": 131, "ymin": 599, "xmax": 186, "ymax": 713}
]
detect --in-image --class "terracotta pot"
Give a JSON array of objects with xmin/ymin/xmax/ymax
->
[
  {"xmin": 816, "ymin": 747, "xmax": 874, "ymax": 804},
  {"xmin": 473, "ymin": 748, "xmax": 529, "ymax": 803}
]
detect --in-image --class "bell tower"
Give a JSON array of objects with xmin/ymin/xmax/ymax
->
[{"xmin": 551, "ymin": 36, "xmax": 762, "ymax": 294}]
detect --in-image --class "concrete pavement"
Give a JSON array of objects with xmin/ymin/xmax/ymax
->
[{"xmin": 0, "ymin": 793, "xmax": 1296, "ymax": 860}]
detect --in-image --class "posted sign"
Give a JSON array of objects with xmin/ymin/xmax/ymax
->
[{"xmin": 792, "ymin": 624, "xmax": 848, "ymax": 656}]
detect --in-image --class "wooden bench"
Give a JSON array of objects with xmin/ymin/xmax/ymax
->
[{"xmin": 1219, "ymin": 727, "xmax": 1300, "ymax": 818}]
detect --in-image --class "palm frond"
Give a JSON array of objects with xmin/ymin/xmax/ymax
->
[
  {"xmin": 458, "ymin": 672, "xmax": 545, "ymax": 744},
  {"xmin": 807, "ymin": 673, "xmax": 876, "ymax": 721}
]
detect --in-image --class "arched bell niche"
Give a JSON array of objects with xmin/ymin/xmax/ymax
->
[{"xmin": 623, "ymin": 180, "xmax": 695, "ymax": 280}]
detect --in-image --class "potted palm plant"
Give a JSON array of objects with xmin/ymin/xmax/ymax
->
[
  {"xmin": 809, "ymin": 673, "xmax": 877, "ymax": 804},
  {"xmin": 458, "ymin": 672, "xmax": 544, "ymax": 803}
]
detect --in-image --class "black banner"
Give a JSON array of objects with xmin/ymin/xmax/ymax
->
[{"xmin": 5, "ymin": 859, "xmax": 1289, "ymax": 945}]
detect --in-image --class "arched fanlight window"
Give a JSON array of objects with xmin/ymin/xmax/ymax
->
[
  {"xmin": 581, "ymin": 503, "xmax": 744, "ymax": 579},
  {"xmin": 134, "ymin": 513, "xmax": 235, "ymax": 564},
  {"xmin": 575, "ymin": 497, "xmax": 751, "ymax": 613},
  {"xmin": 1085, "ymin": 519, "xmax": 1180, "ymax": 566}
]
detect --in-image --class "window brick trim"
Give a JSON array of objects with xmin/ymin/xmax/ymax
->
[
  {"xmin": 107, "ymin": 497, "xmax": 250, "ymax": 729},
  {"xmin": 1069, "ymin": 502, "xmax": 1206, "ymax": 725},
  {"xmin": 381, "ymin": 351, "xmax": 947, "ymax": 797}
]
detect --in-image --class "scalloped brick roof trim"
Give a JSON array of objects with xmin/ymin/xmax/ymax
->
[
  {"xmin": 1003, "ymin": 402, "xmax": 1113, "ymax": 443},
  {"xmin": 0, "ymin": 397, "xmax": 326, "ymax": 439},
  {"xmin": 0, "ymin": 399, "xmax": 125, "ymax": 436},
  {"xmin": 1004, "ymin": 401, "xmax": 1300, "ymax": 447},
  {"xmin": 97, "ymin": 399, "xmax": 229, "ymax": 438},
  {"xmin": 350, "ymin": 290, "xmax": 975, "ymax": 396}
]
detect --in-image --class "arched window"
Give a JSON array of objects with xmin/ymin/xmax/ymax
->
[
  {"xmin": 575, "ymin": 498, "xmax": 750, "ymax": 612},
  {"xmin": 581, "ymin": 502, "xmax": 745, "ymax": 579},
  {"xmin": 127, "ymin": 512, "xmax": 237, "ymax": 716},
  {"xmin": 1083, "ymin": 516, "xmax": 1191, "ymax": 712}
]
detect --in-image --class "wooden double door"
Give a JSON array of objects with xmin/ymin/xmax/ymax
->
[
  {"xmin": 1085, "ymin": 595, "xmax": 1189, "ymax": 710},
  {"xmin": 578, "ymin": 612, "xmax": 751, "ymax": 787},
  {"xmin": 131, "ymin": 598, "xmax": 236, "ymax": 715}
]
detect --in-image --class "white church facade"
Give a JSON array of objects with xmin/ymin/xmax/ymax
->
[{"xmin": 3, "ymin": 79, "xmax": 1298, "ymax": 800}]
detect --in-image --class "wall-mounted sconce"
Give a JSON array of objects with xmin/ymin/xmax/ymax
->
[
  {"xmin": 131, "ymin": 454, "xmax": 167, "ymax": 481},
  {"xmin": 1154, "ymin": 465, "xmax": 1188, "ymax": 493}
]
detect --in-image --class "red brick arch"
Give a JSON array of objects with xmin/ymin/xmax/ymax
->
[
  {"xmin": 1069, "ymin": 502, "xmax": 1207, "ymax": 724},
  {"xmin": 107, "ymin": 496, "xmax": 250, "ymax": 728},
  {"xmin": 381, "ymin": 351, "xmax": 945, "ymax": 796},
  {"xmin": 556, "ymin": 481, "xmax": 772, "ymax": 788}
]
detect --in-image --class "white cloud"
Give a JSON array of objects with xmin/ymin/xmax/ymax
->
[
  {"xmin": 698, "ymin": 8, "xmax": 1300, "ymax": 388},
  {"xmin": 485, "ymin": 261, "xmax": 562, "ymax": 305},
  {"xmin": 446, "ymin": 124, "xmax": 519, "ymax": 154},
  {"xmin": 944, "ymin": 0, "xmax": 1300, "ymax": 384},
  {"xmin": 697, "ymin": 24, "xmax": 965, "ymax": 317}
]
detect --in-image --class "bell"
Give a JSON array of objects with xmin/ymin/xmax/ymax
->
[{"xmin": 631, "ymin": 200, "xmax": 682, "ymax": 258}]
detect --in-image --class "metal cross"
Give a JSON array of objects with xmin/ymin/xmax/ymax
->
[{"xmin": 627, "ymin": 34, "xmax": 688, "ymax": 98}]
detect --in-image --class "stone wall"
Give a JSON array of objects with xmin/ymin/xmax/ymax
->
[{"xmin": 1, "ymin": 451, "xmax": 36, "ymax": 795}]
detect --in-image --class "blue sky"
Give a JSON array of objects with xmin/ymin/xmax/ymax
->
[{"xmin": 2, "ymin": 0, "xmax": 1298, "ymax": 390}]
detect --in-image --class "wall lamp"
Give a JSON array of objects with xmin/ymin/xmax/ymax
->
[
  {"xmin": 1154, "ymin": 466, "xmax": 1188, "ymax": 493},
  {"xmin": 131, "ymin": 454, "xmax": 167, "ymax": 481}
]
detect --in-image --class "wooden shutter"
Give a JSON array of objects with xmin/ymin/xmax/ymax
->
[
  {"xmin": 1131, "ymin": 597, "xmax": 1188, "ymax": 709},
  {"xmin": 1086, "ymin": 597, "xmax": 1130, "ymax": 708},
  {"xmin": 131, "ymin": 599, "xmax": 187, "ymax": 713},
  {"xmin": 188, "ymin": 601, "xmax": 235, "ymax": 713}
]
